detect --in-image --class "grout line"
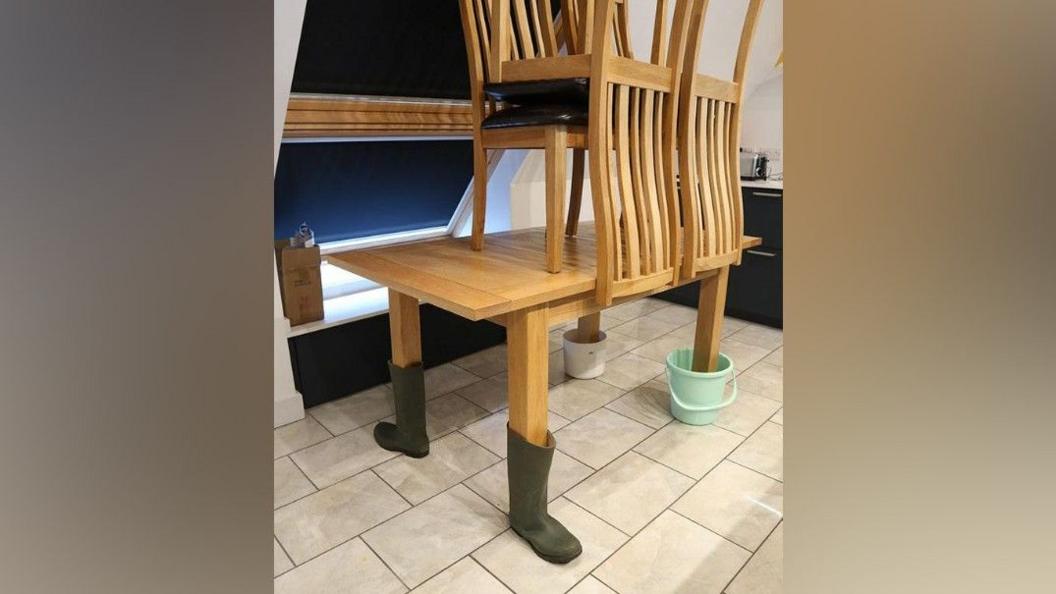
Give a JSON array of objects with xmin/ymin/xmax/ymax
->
[
  {"xmin": 305, "ymin": 408, "xmax": 335, "ymax": 438},
  {"xmin": 371, "ymin": 467, "xmax": 415, "ymax": 508},
  {"xmin": 285, "ymin": 452, "xmax": 325, "ymax": 492},
  {"xmin": 667, "ymin": 507, "xmax": 754, "ymax": 554},
  {"xmin": 359, "ymin": 536, "xmax": 413, "ymax": 591},
  {"xmin": 719, "ymin": 519, "xmax": 783, "ymax": 594},
  {"xmin": 273, "ymin": 533, "xmax": 296, "ymax": 575},
  {"xmin": 725, "ymin": 457, "xmax": 784, "ymax": 484}
]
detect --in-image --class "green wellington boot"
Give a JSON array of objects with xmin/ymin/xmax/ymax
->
[
  {"xmin": 373, "ymin": 361, "xmax": 429, "ymax": 458},
  {"xmin": 507, "ymin": 427, "xmax": 583, "ymax": 564}
]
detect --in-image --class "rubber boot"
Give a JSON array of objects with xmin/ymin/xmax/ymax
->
[
  {"xmin": 507, "ymin": 427, "xmax": 583, "ymax": 564},
  {"xmin": 373, "ymin": 362, "xmax": 429, "ymax": 458}
]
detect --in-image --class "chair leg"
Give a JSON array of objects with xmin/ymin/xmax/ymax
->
[
  {"xmin": 470, "ymin": 142, "xmax": 487, "ymax": 251},
  {"xmin": 544, "ymin": 128, "xmax": 567, "ymax": 273},
  {"xmin": 566, "ymin": 149, "xmax": 585, "ymax": 237},
  {"xmin": 692, "ymin": 266, "xmax": 730, "ymax": 372}
]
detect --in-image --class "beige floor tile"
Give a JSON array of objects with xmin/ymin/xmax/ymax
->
[
  {"xmin": 291, "ymin": 425, "xmax": 399, "ymax": 488},
  {"xmin": 605, "ymin": 380, "xmax": 673, "ymax": 429},
  {"xmin": 763, "ymin": 346, "xmax": 783, "ymax": 368},
  {"xmin": 425, "ymin": 393, "xmax": 489, "ymax": 440},
  {"xmin": 631, "ymin": 333, "xmax": 692, "ymax": 364},
  {"xmin": 374, "ymin": 432, "xmax": 499, "ymax": 505},
  {"xmin": 737, "ymin": 363, "xmax": 783, "ymax": 403},
  {"xmin": 672, "ymin": 461, "xmax": 783, "ymax": 551},
  {"xmin": 569, "ymin": 576, "xmax": 617, "ymax": 593},
  {"xmin": 723, "ymin": 316, "xmax": 751, "ymax": 335},
  {"xmin": 645, "ymin": 303, "xmax": 699, "ymax": 325},
  {"xmin": 634, "ymin": 422, "xmax": 743, "ymax": 479},
  {"xmin": 726, "ymin": 324, "xmax": 782, "ymax": 350},
  {"xmin": 771, "ymin": 408, "xmax": 783, "ymax": 425},
  {"xmin": 729, "ymin": 422, "xmax": 783, "ymax": 481},
  {"xmin": 719, "ymin": 339, "xmax": 773, "ymax": 372},
  {"xmin": 602, "ymin": 332, "xmax": 647, "ymax": 361},
  {"xmin": 555, "ymin": 408, "xmax": 654, "ymax": 469},
  {"xmin": 606, "ymin": 298, "xmax": 670, "ymax": 321},
  {"xmin": 726, "ymin": 523, "xmax": 783, "ymax": 594},
  {"xmin": 453, "ymin": 345, "xmax": 508, "ymax": 378},
  {"xmin": 274, "ymin": 457, "xmax": 316, "ymax": 509},
  {"xmin": 274, "ymin": 470, "xmax": 409, "ymax": 564},
  {"xmin": 309, "ymin": 385, "xmax": 394, "ymax": 436},
  {"xmin": 597, "ymin": 352, "xmax": 666, "ymax": 391},
  {"xmin": 274, "ymin": 538, "xmax": 293, "ymax": 577},
  {"xmin": 274, "ymin": 538, "xmax": 406, "ymax": 594},
  {"xmin": 713, "ymin": 389, "xmax": 782, "ymax": 437},
  {"xmin": 463, "ymin": 450, "xmax": 592, "ymax": 513},
  {"xmin": 460, "ymin": 409, "xmax": 571, "ymax": 457},
  {"xmin": 423, "ymin": 363, "xmax": 482, "ymax": 400},
  {"xmin": 411, "ymin": 557, "xmax": 512, "ymax": 594},
  {"xmin": 454, "ymin": 376, "xmax": 509, "ymax": 413},
  {"xmin": 566, "ymin": 452, "xmax": 694, "ymax": 535},
  {"xmin": 275, "ymin": 415, "xmax": 332, "ymax": 459},
  {"xmin": 363, "ymin": 485, "xmax": 508, "ymax": 588},
  {"xmin": 608, "ymin": 316, "xmax": 681, "ymax": 341},
  {"xmin": 547, "ymin": 379, "xmax": 626, "ymax": 421},
  {"xmin": 473, "ymin": 498, "xmax": 628, "ymax": 594},
  {"xmin": 594, "ymin": 511, "xmax": 749, "ymax": 594}
]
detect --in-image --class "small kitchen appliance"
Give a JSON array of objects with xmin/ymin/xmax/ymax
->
[{"xmin": 739, "ymin": 150, "xmax": 769, "ymax": 180}]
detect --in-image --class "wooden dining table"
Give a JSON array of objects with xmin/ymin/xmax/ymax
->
[{"xmin": 328, "ymin": 225, "xmax": 760, "ymax": 529}]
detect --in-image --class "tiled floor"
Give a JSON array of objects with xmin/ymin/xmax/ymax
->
[{"xmin": 274, "ymin": 298, "xmax": 783, "ymax": 593}]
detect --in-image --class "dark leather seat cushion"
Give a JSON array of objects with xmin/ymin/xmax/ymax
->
[
  {"xmin": 481, "ymin": 103, "xmax": 588, "ymax": 130},
  {"xmin": 484, "ymin": 78, "xmax": 589, "ymax": 106}
]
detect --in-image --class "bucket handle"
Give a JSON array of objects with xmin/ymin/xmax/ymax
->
[{"xmin": 670, "ymin": 366, "xmax": 738, "ymax": 413}]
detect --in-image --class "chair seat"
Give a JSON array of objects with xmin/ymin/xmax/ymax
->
[
  {"xmin": 481, "ymin": 103, "xmax": 588, "ymax": 130},
  {"xmin": 484, "ymin": 78, "xmax": 589, "ymax": 106}
]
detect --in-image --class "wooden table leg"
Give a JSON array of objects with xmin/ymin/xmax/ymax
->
[
  {"xmin": 389, "ymin": 289, "xmax": 422, "ymax": 368},
  {"xmin": 576, "ymin": 312, "xmax": 601, "ymax": 343},
  {"xmin": 507, "ymin": 304, "xmax": 549, "ymax": 445},
  {"xmin": 692, "ymin": 267, "xmax": 730, "ymax": 372},
  {"xmin": 544, "ymin": 127, "xmax": 567, "ymax": 274}
]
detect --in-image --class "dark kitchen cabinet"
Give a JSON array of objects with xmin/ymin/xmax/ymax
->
[{"xmin": 655, "ymin": 185, "xmax": 783, "ymax": 328}]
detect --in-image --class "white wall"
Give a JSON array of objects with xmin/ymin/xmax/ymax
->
[
  {"xmin": 508, "ymin": 0, "xmax": 783, "ymax": 229},
  {"xmin": 274, "ymin": 0, "xmax": 308, "ymax": 427}
]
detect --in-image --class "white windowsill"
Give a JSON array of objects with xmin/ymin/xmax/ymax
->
[{"xmin": 287, "ymin": 286, "xmax": 390, "ymax": 338}]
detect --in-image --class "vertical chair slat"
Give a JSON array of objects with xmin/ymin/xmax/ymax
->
[
  {"xmin": 628, "ymin": 88, "xmax": 652, "ymax": 273},
  {"xmin": 714, "ymin": 101, "xmax": 731, "ymax": 253},
  {"xmin": 513, "ymin": 0, "xmax": 536, "ymax": 58},
  {"xmin": 642, "ymin": 93, "xmax": 665, "ymax": 273},
  {"xmin": 614, "ymin": 85, "xmax": 640, "ymax": 278},
  {"xmin": 698, "ymin": 98, "xmax": 715, "ymax": 257}
]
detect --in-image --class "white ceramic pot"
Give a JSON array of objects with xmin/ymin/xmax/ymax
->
[{"xmin": 562, "ymin": 330, "xmax": 608, "ymax": 379}]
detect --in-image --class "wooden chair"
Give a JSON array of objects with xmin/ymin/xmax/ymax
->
[
  {"xmin": 677, "ymin": 0, "xmax": 764, "ymax": 277},
  {"xmin": 458, "ymin": 0, "xmax": 588, "ymax": 274},
  {"xmin": 579, "ymin": 0, "xmax": 700, "ymax": 305},
  {"xmin": 561, "ymin": 0, "xmax": 634, "ymax": 239},
  {"xmin": 676, "ymin": 0, "xmax": 765, "ymax": 372}
]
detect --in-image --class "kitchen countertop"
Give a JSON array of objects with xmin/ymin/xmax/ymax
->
[{"xmin": 741, "ymin": 179, "xmax": 783, "ymax": 190}]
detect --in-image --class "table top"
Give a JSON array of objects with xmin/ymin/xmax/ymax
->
[{"xmin": 328, "ymin": 225, "xmax": 760, "ymax": 322}]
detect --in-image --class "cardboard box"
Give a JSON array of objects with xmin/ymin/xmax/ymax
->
[{"xmin": 275, "ymin": 240, "xmax": 324, "ymax": 326}]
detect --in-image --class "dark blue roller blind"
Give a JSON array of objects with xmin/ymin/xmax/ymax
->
[
  {"xmin": 274, "ymin": 140, "xmax": 474, "ymax": 243},
  {"xmin": 292, "ymin": 0, "xmax": 470, "ymax": 99}
]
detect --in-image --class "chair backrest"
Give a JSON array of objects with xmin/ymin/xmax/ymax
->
[
  {"xmin": 585, "ymin": 0, "xmax": 699, "ymax": 305},
  {"xmin": 677, "ymin": 0, "xmax": 764, "ymax": 277},
  {"xmin": 563, "ymin": 0, "xmax": 633, "ymax": 57}
]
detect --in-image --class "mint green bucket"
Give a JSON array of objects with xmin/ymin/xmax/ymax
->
[{"xmin": 666, "ymin": 349, "xmax": 737, "ymax": 425}]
